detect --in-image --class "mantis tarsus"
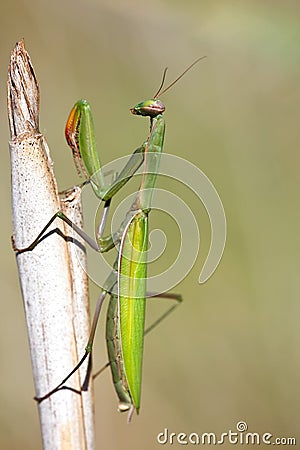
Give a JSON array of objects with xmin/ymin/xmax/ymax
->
[{"xmin": 13, "ymin": 56, "xmax": 205, "ymax": 421}]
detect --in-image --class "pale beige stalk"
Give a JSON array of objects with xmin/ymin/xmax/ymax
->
[{"xmin": 8, "ymin": 40, "xmax": 95, "ymax": 450}]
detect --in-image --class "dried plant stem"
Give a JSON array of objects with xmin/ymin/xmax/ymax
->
[{"xmin": 8, "ymin": 39, "xmax": 95, "ymax": 450}]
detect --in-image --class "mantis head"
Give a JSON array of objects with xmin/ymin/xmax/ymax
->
[
  {"xmin": 130, "ymin": 56, "xmax": 206, "ymax": 119},
  {"xmin": 130, "ymin": 99, "xmax": 165, "ymax": 118}
]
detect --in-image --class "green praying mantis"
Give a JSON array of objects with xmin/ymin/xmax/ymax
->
[{"xmin": 13, "ymin": 57, "xmax": 206, "ymax": 422}]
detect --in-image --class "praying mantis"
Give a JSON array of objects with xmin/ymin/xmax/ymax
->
[{"xmin": 13, "ymin": 57, "xmax": 206, "ymax": 422}]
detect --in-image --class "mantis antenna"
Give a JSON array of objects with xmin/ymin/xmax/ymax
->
[{"xmin": 154, "ymin": 55, "xmax": 207, "ymax": 99}]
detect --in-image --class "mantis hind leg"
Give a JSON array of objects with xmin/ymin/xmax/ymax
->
[
  {"xmin": 34, "ymin": 289, "xmax": 109, "ymax": 402},
  {"xmin": 144, "ymin": 291, "xmax": 182, "ymax": 336}
]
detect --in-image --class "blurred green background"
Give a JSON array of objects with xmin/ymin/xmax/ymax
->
[{"xmin": 1, "ymin": 1, "xmax": 299, "ymax": 449}]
